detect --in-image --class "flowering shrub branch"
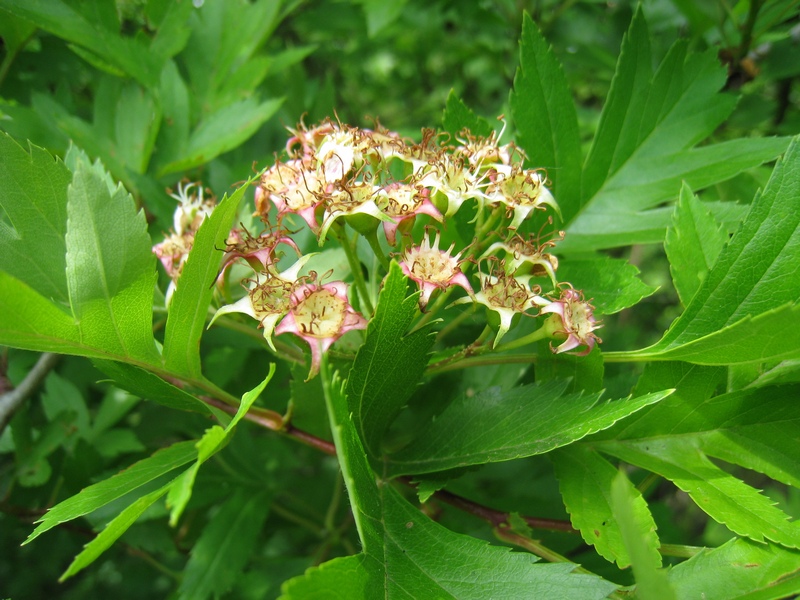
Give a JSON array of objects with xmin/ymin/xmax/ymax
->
[{"xmin": 162, "ymin": 118, "xmax": 602, "ymax": 380}]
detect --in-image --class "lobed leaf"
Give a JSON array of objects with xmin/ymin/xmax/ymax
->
[
  {"xmin": 65, "ymin": 159, "xmax": 159, "ymax": 364},
  {"xmin": 599, "ymin": 438, "xmax": 800, "ymax": 549},
  {"xmin": 387, "ymin": 380, "xmax": 671, "ymax": 477},
  {"xmin": 615, "ymin": 136, "xmax": 800, "ymax": 364},
  {"xmin": 558, "ymin": 4, "xmax": 789, "ymax": 251},
  {"xmin": 510, "ymin": 12, "xmax": 582, "ymax": 223},
  {"xmin": 282, "ymin": 370, "xmax": 619, "ymax": 599},
  {"xmin": 59, "ymin": 482, "xmax": 172, "ymax": 581},
  {"xmin": 0, "ymin": 132, "xmax": 71, "ymax": 303},
  {"xmin": 668, "ymin": 538, "xmax": 800, "ymax": 600},
  {"xmin": 346, "ymin": 262, "xmax": 435, "ymax": 458}
]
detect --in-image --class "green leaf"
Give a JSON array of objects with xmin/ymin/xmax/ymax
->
[
  {"xmin": 65, "ymin": 158, "xmax": 159, "ymax": 364},
  {"xmin": 166, "ymin": 368, "xmax": 273, "ymax": 526},
  {"xmin": 665, "ymin": 183, "xmax": 728, "ymax": 306},
  {"xmin": 162, "ymin": 180, "xmax": 250, "ymax": 378},
  {"xmin": 561, "ymin": 6, "xmax": 790, "ymax": 251},
  {"xmin": 358, "ymin": 0, "xmax": 408, "ymax": 37},
  {"xmin": 284, "ymin": 370, "xmax": 619, "ymax": 599},
  {"xmin": 280, "ymin": 555, "xmax": 372, "ymax": 599},
  {"xmin": 535, "ymin": 346, "xmax": 604, "ymax": 394},
  {"xmin": 346, "ymin": 261, "xmax": 435, "ymax": 458},
  {"xmin": 615, "ymin": 137, "xmax": 800, "ymax": 363},
  {"xmin": 552, "ymin": 445, "xmax": 660, "ymax": 569},
  {"xmin": 599, "ymin": 438, "xmax": 800, "ymax": 548},
  {"xmin": 25, "ymin": 439, "xmax": 197, "ymax": 544},
  {"xmin": 92, "ymin": 360, "xmax": 214, "ymax": 416},
  {"xmin": 556, "ymin": 254, "xmax": 657, "ymax": 315},
  {"xmin": 181, "ymin": 0, "xmax": 282, "ymax": 114},
  {"xmin": 157, "ymin": 98, "xmax": 283, "ymax": 176},
  {"xmin": 152, "ymin": 60, "xmax": 191, "ymax": 170},
  {"xmin": 387, "ymin": 381, "xmax": 672, "ymax": 477},
  {"xmin": 178, "ymin": 489, "xmax": 271, "ymax": 600},
  {"xmin": 610, "ymin": 470, "xmax": 676, "ymax": 600},
  {"xmin": 0, "ymin": 272, "xmax": 82, "ymax": 354},
  {"xmin": 113, "ymin": 82, "xmax": 161, "ymax": 174},
  {"xmin": 510, "ymin": 12, "xmax": 582, "ymax": 223},
  {"xmin": 668, "ymin": 538, "xmax": 800, "ymax": 600},
  {"xmin": 0, "ymin": 132, "xmax": 71, "ymax": 303},
  {"xmin": 442, "ymin": 91, "xmax": 493, "ymax": 138},
  {"xmin": 60, "ymin": 481, "xmax": 172, "ymax": 581}
]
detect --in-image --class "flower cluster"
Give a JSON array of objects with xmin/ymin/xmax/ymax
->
[
  {"xmin": 153, "ymin": 118, "xmax": 602, "ymax": 377},
  {"xmin": 152, "ymin": 182, "xmax": 216, "ymax": 303}
]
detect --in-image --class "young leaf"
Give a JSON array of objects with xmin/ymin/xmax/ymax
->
[
  {"xmin": 665, "ymin": 183, "xmax": 728, "ymax": 306},
  {"xmin": 65, "ymin": 158, "xmax": 159, "ymax": 364},
  {"xmin": 610, "ymin": 470, "xmax": 676, "ymax": 600},
  {"xmin": 178, "ymin": 489, "xmax": 271, "ymax": 600},
  {"xmin": 599, "ymin": 439, "xmax": 800, "ymax": 549},
  {"xmin": 284, "ymin": 370, "xmax": 619, "ymax": 599},
  {"xmin": 387, "ymin": 381, "xmax": 671, "ymax": 477},
  {"xmin": 25, "ymin": 439, "xmax": 197, "ymax": 543},
  {"xmin": 162, "ymin": 179, "xmax": 251, "ymax": 378},
  {"xmin": 668, "ymin": 538, "xmax": 800, "ymax": 599},
  {"xmin": 166, "ymin": 368, "xmax": 273, "ymax": 525},
  {"xmin": 614, "ymin": 136, "xmax": 800, "ymax": 364},
  {"xmin": 552, "ymin": 445, "xmax": 660, "ymax": 569},
  {"xmin": 346, "ymin": 261, "xmax": 435, "ymax": 458},
  {"xmin": 510, "ymin": 12, "xmax": 582, "ymax": 222},
  {"xmin": 442, "ymin": 91, "xmax": 493, "ymax": 139}
]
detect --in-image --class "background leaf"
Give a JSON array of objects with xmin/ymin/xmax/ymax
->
[
  {"xmin": 561, "ymin": 6, "xmax": 790, "ymax": 251},
  {"xmin": 178, "ymin": 489, "xmax": 272, "ymax": 600},
  {"xmin": 610, "ymin": 470, "xmax": 676, "ymax": 600},
  {"xmin": 552, "ymin": 445, "xmax": 660, "ymax": 569},
  {"xmin": 556, "ymin": 254, "xmax": 657, "ymax": 315},
  {"xmin": 665, "ymin": 183, "xmax": 729, "ymax": 306}
]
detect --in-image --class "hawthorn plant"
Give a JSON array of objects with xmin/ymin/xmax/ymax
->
[{"xmin": 1, "ymin": 3, "xmax": 800, "ymax": 599}]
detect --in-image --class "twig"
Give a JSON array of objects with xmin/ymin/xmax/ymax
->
[{"xmin": 0, "ymin": 353, "xmax": 61, "ymax": 433}]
